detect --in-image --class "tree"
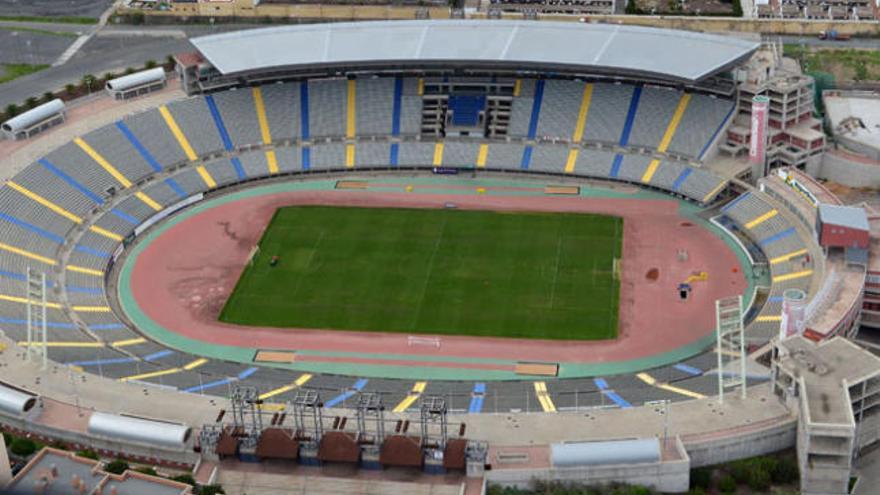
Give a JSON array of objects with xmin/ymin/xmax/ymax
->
[
  {"xmin": 65, "ymin": 83, "xmax": 76, "ymax": 96},
  {"xmin": 145, "ymin": 59, "xmax": 158, "ymax": 69},
  {"xmin": 2, "ymin": 432, "xmax": 13, "ymax": 446},
  {"xmin": 125, "ymin": 67, "xmax": 136, "ymax": 75},
  {"xmin": 199, "ymin": 485, "xmax": 225, "ymax": 495},
  {"xmin": 731, "ymin": 0, "xmax": 743, "ymax": 16},
  {"xmin": 25, "ymin": 97, "xmax": 39, "ymax": 109},
  {"xmin": 42, "ymin": 91, "xmax": 55, "ymax": 103},
  {"xmin": 625, "ymin": 0, "xmax": 641, "ymax": 14},
  {"xmin": 81, "ymin": 74, "xmax": 97, "ymax": 92},
  {"xmin": 9, "ymin": 438, "xmax": 37, "ymax": 457},
  {"xmin": 102, "ymin": 72, "xmax": 115, "ymax": 82},
  {"xmin": 104, "ymin": 459, "xmax": 130, "ymax": 475},
  {"xmin": 166, "ymin": 54, "xmax": 176, "ymax": 68},
  {"xmin": 4, "ymin": 104, "xmax": 18, "ymax": 117}
]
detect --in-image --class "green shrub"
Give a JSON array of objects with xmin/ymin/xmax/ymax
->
[
  {"xmin": 690, "ymin": 467, "xmax": 712, "ymax": 489},
  {"xmin": 24, "ymin": 97, "xmax": 39, "ymax": 109},
  {"xmin": 9, "ymin": 438, "xmax": 37, "ymax": 457},
  {"xmin": 136, "ymin": 466, "xmax": 157, "ymax": 476},
  {"xmin": 104, "ymin": 459, "xmax": 130, "ymax": 475},
  {"xmin": 772, "ymin": 456, "xmax": 799, "ymax": 484},
  {"xmin": 727, "ymin": 457, "xmax": 777, "ymax": 491},
  {"xmin": 42, "ymin": 91, "xmax": 55, "ymax": 102},
  {"xmin": 747, "ymin": 467, "xmax": 771, "ymax": 491},
  {"xmin": 729, "ymin": 459, "xmax": 751, "ymax": 484},
  {"xmin": 129, "ymin": 12, "xmax": 145, "ymax": 25},
  {"xmin": 2, "ymin": 432, "xmax": 12, "ymax": 446},
  {"xmin": 199, "ymin": 485, "xmax": 225, "ymax": 495},
  {"xmin": 76, "ymin": 449, "xmax": 99, "ymax": 460},
  {"xmin": 145, "ymin": 59, "xmax": 158, "ymax": 69},
  {"xmin": 754, "ymin": 456, "xmax": 778, "ymax": 473},
  {"xmin": 80, "ymin": 74, "xmax": 97, "ymax": 91},
  {"xmin": 49, "ymin": 440, "xmax": 68, "ymax": 451},
  {"xmin": 4, "ymin": 104, "xmax": 18, "ymax": 117},
  {"xmin": 718, "ymin": 474, "xmax": 736, "ymax": 494},
  {"xmin": 171, "ymin": 474, "xmax": 196, "ymax": 486}
]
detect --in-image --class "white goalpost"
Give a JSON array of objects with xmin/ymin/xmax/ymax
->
[{"xmin": 407, "ymin": 336, "xmax": 441, "ymax": 349}]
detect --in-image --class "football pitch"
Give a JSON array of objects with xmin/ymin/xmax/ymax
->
[{"xmin": 219, "ymin": 206, "xmax": 622, "ymax": 340}]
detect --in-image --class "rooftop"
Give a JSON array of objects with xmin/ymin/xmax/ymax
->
[
  {"xmin": 818, "ymin": 204, "xmax": 870, "ymax": 231},
  {"xmin": 5, "ymin": 448, "xmax": 191, "ymax": 495},
  {"xmin": 824, "ymin": 90, "xmax": 880, "ymax": 153},
  {"xmin": 188, "ymin": 20, "xmax": 759, "ymax": 84},
  {"xmin": 776, "ymin": 336, "xmax": 880, "ymax": 425}
]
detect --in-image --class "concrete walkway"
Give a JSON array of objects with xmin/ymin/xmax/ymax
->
[{"xmin": 0, "ymin": 333, "xmax": 793, "ymax": 448}]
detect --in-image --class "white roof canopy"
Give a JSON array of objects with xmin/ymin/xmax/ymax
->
[{"xmin": 189, "ymin": 20, "xmax": 759, "ymax": 84}]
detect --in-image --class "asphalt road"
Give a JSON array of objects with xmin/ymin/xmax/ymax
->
[
  {"xmin": 0, "ymin": 0, "xmax": 112, "ymax": 18},
  {"xmin": 0, "ymin": 34, "xmax": 193, "ymax": 107},
  {"xmin": 0, "ymin": 28, "xmax": 77, "ymax": 65},
  {"xmin": 0, "ymin": 21, "xmax": 267, "ymax": 108},
  {"xmin": 772, "ymin": 34, "xmax": 880, "ymax": 48}
]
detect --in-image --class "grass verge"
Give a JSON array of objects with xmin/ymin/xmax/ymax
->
[{"xmin": 0, "ymin": 63, "xmax": 50, "ymax": 84}]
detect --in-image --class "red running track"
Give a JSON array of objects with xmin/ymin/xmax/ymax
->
[{"xmin": 129, "ymin": 190, "xmax": 747, "ymax": 364}]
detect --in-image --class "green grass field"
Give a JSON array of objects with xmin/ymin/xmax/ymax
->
[{"xmin": 219, "ymin": 206, "xmax": 622, "ymax": 340}]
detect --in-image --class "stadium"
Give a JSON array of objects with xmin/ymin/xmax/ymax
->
[{"xmin": 0, "ymin": 20, "xmax": 878, "ymax": 495}]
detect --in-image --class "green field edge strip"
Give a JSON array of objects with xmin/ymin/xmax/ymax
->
[
  {"xmin": 0, "ymin": 25, "xmax": 79, "ymax": 37},
  {"xmin": 0, "ymin": 63, "xmax": 50, "ymax": 85},
  {"xmin": 0, "ymin": 15, "xmax": 97, "ymax": 24},
  {"xmin": 216, "ymin": 207, "xmax": 283, "ymax": 322},
  {"xmin": 117, "ymin": 177, "xmax": 754, "ymax": 381}
]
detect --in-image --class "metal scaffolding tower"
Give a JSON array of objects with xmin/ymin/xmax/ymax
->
[
  {"xmin": 198, "ymin": 423, "xmax": 223, "ymax": 454},
  {"xmin": 230, "ymin": 386, "xmax": 263, "ymax": 450},
  {"xmin": 355, "ymin": 392, "xmax": 385, "ymax": 445},
  {"xmin": 420, "ymin": 396, "xmax": 449, "ymax": 449},
  {"xmin": 25, "ymin": 268, "xmax": 47, "ymax": 369},
  {"xmin": 716, "ymin": 295, "xmax": 747, "ymax": 402},
  {"xmin": 291, "ymin": 389, "xmax": 323, "ymax": 443}
]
